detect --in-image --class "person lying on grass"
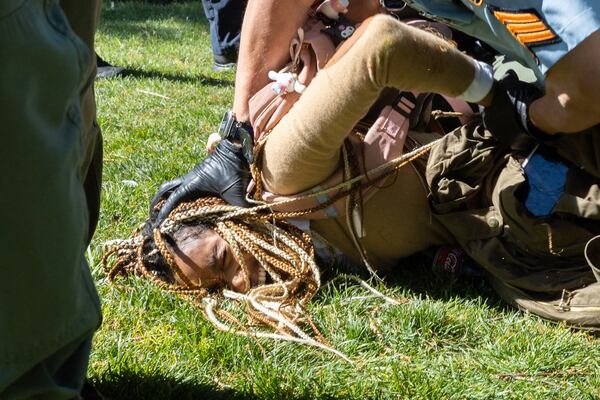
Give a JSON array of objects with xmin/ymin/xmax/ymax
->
[{"xmin": 104, "ymin": 14, "xmax": 600, "ymax": 354}]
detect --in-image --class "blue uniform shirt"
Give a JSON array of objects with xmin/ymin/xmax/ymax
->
[{"xmin": 402, "ymin": 0, "xmax": 600, "ymax": 82}]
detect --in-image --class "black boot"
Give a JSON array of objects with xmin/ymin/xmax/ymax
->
[
  {"xmin": 96, "ymin": 53, "xmax": 125, "ymax": 79},
  {"xmin": 213, "ymin": 56, "xmax": 236, "ymax": 72}
]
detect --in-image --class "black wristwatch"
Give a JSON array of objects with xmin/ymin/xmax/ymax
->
[
  {"xmin": 379, "ymin": 0, "xmax": 406, "ymax": 12},
  {"xmin": 218, "ymin": 110, "xmax": 255, "ymax": 164}
]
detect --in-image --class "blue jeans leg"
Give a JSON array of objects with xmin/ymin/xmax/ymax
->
[{"xmin": 202, "ymin": 0, "xmax": 245, "ymax": 60}]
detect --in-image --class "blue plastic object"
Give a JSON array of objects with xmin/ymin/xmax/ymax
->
[{"xmin": 523, "ymin": 151, "xmax": 568, "ymax": 217}]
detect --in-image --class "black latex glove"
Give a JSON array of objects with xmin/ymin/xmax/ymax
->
[
  {"xmin": 482, "ymin": 70, "xmax": 554, "ymax": 152},
  {"xmin": 151, "ymin": 139, "xmax": 252, "ymax": 224}
]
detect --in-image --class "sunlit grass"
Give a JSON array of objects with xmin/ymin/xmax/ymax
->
[{"xmin": 89, "ymin": 3, "xmax": 600, "ymax": 399}]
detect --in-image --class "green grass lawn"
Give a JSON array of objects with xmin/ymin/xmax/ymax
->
[{"xmin": 90, "ymin": 3, "xmax": 600, "ymax": 399}]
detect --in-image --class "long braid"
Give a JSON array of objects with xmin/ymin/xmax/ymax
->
[
  {"xmin": 153, "ymin": 228, "xmax": 200, "ymax": 289},
  {"xmin": 103, "ymin": 137, "xmax": 438, "ymax": 361},
  {"xmin": 243, "ymin": 138, "xmax": 438, "ymax": 224},
  {"xmin": 103, "ymin": 195, "xmax": 327, "ymax": 355}
]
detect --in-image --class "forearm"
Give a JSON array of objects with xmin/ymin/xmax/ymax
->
[
  {"xmin": 262, "ymin": 15, "xmax": 477, "ymax": 194},
  {"xmin": 232, "ymin": 0, "xmax": 314, "ymax": 122},
  {"xmin": 529, "ymin": 80, "xmax": 600, "ymax": 134},
  {"xmin": 528, "ymin": 29, "xmax": 600, "ymax": 134},
  {"xmin": 232, "ymin": 0, "xmax": 383, "ymax": 122}
]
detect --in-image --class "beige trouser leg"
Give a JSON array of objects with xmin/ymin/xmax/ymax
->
[
  {"xmin": 260, "ymin": 14, "xmax": 466, "ymax": 265},
  {"xmin": 262, "ymin": 14, "xmax": 476, "ymax": 195}
]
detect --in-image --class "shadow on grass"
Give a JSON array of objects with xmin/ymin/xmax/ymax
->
[
  {"xmin": 102, "ymin": 2, "xmax": 208, "ymax": 25},
  {"xmin": 98, "ymin": 2, "xmax": 210, "ymax": 43},
  {"xmin": 324, "ymin": 251, "xmax": 509, "ymax": 313},
  {"xmin": 121, "ymin": 67, "xmax": 233, "ymax": 85},
  {"xmin": 390, "ymin": 252, "xmax": 510, "ymax": 311},
  {"xmin": 91, "ymin": 369, "xmax": 256, "ymax": 400},
  {"xmin": 91, "ymin": 368, "xmax": 349, "ymax": 400}
]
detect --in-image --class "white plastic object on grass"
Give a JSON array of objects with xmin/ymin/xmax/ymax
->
[{"xmin": 121, "ymin": 180, "xmax": 138, "ymax": 187}]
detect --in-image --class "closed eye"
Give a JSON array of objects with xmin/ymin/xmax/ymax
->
[
  {"xmin": 219, "ymin": 244, "xmax": 228, "ymax": 272},
  {"xmin": 206, "ymin": 244, "xmax": 218, "ymax": 270}
]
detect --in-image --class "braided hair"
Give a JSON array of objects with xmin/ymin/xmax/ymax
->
[
  {"xmin": 102, "ymin": 195, "xmax": 336, "ymax": 354},
  {"xmin": 104, "ymin": 121, "xmax": 441, "ymax": 360}
]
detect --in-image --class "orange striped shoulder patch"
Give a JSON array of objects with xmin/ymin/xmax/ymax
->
[{"xmin": 491, "ymin": 8, "xmax": 560, "ymax": 49}]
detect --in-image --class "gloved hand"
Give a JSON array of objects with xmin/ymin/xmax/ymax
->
[
  {"xmin": 151, "ymin": 139, "xmax": 252, "ymax": 224},
  {"xmin": 482, "ymin": 70, "xmax": 554, "ymax": 152}
]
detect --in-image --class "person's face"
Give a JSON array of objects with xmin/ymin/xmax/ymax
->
[{"xmin": 168, "ymin": 229, "xmax": 265, "ymax": 292}]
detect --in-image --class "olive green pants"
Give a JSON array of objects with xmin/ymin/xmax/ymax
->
[
  {"xmin": 0, "ymin": 0, "xmax": 102, "ymax": 398},
  {"xmin": 427, "ymin": 122, "xmax": 600, "ymax": 328}
]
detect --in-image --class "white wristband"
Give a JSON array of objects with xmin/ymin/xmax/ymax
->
[{"xmin": 456, "ymin": 60, "xmax": 494, "ymax": 103}]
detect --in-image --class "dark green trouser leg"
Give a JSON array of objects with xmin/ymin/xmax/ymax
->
[
  {"xmin": 0, "ymin": 0, "xmax": 102, "ymax": 398},
  {"xmin": 60, "ymin": 0, "xmax": 103, "ymax": 244},
  {"xmin": 1, "ymin": 336, "xmax": 93, "ymax": 400}
]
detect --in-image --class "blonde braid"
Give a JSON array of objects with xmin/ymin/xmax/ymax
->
[
  {"xmin": 153, "ymin": 228, "xmax": 198, "ymax": 289},
  {"xmin": 230, "ymin": 224, "xmax": 286, "ymax": 283},
  {"xmin": 244, "ymin": 139, "xmax": 439, "ymax": 224},
  {"xmin": 104, "ymin": 132, "xmax": 438, "ymax": 356},
  {"xmin": 130, "ymin": 237, "xmax": 203, "ymax": 296},
  {"xmin": 103, "ymin": 195, "xmax": 330, "ymax": 355},
  {"xmin": 215, "ymin": 220, "xmax": 252, "ymax": 291}
]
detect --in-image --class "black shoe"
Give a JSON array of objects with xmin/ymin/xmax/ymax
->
[
  {"xmin": 96, "ymin": 53, "xmax": 125, "ymax": 79},
  {"xmin": 81, "ymin": 380, "xmax": 109, "ymax": 400},
  {"xmin": 97, "ymin": 66, "xmax": 126, "ymax": 79},
  {"xmin": 212, "ymin": 53, "xmax": 237, "ymax": 72}
]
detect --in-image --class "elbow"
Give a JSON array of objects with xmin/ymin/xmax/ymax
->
[
  {"xmin": 537, "ymin": 29, "xmax": 600, "ymax": 133},
  {"xmin": 541, "ymin": 76, "xmax": 600, "ymax": 133}
]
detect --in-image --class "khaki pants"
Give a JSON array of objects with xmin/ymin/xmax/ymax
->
[
  {"xmin": 260, "ymin": 15, "xmax": 475, "ymax": 266},
  {"xmin": 0, "ymin": 0, "xmax": 102, "ymax": 397}
]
